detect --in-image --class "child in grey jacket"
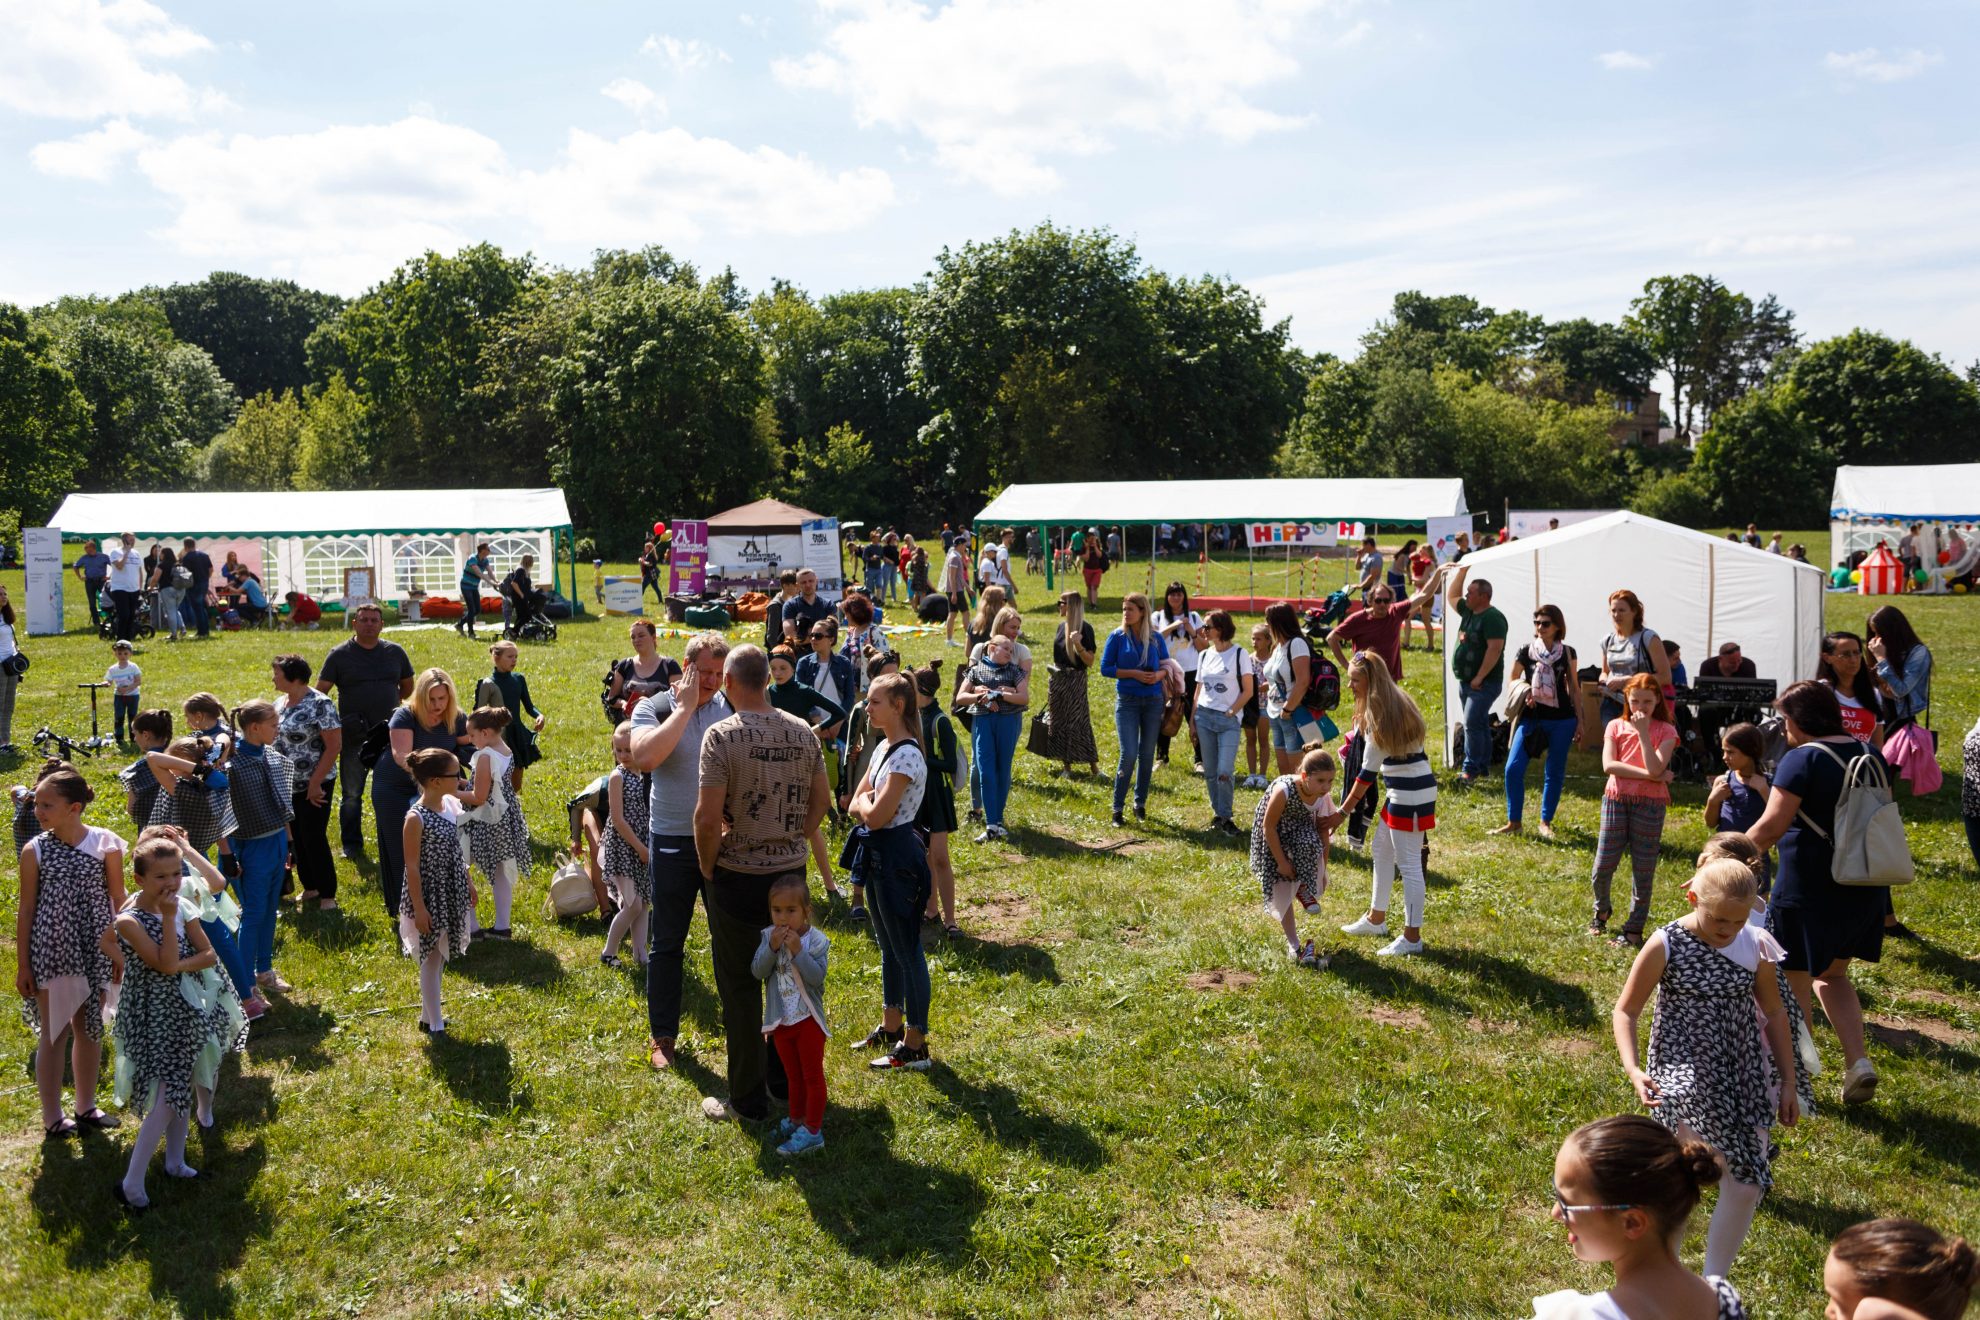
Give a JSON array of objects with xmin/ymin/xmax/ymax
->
[{"xmin": 751, "ymin": 874, "xmax": 830, "ymax": 1156}]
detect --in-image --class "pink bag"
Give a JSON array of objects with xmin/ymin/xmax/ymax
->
[{"xmin": 1881, "ymin": 722, "xmax": 1943, "ymax": 795}]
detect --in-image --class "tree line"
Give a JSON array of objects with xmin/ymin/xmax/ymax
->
[{"xmin": 4, "ymin": 227, "xmax": 1976, "ymax": 554}]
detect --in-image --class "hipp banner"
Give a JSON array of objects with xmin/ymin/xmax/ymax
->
[
  {"xmin": 668, "ymin": 519, "xmax": 708, "ymax": 595},
  {"xmin": 1246, "ymin": 521, "xmax": 1340, "ymax": 549}
]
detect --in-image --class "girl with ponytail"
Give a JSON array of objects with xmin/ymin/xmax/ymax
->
[{"xmin": 1826, "ymin": 1219, "xmax": 1979, "ymax": 1320}]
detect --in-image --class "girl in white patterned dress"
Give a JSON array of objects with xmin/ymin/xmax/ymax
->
[
  {"xmin": 401, "ymin": 749, "xmax": 474, "ymax": 1036},
  {"xmin": 15, "ymin": 766, "xmax": 125, "ymax": 1138},
  {"xmin": 601, "ymin": 723, "xmax": 652, "ymax": 968},
  {"xmin": 454, "ymin": 707, "xmax": 532, "ymax": 940}
]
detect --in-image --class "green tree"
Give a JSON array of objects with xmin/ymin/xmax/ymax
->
[
  {"xmin": 1276, "ymin": 357, "xmax": 1370, "ymax": 476},
  {"xmin": 1132, "ymin": 271, "xmax": 1299, "ymax": 479},
  {"xmin": 1432, "ymin": 368, "xmax": 1625, "ymax": 517},
  {"xmin": 52, "ymin": 317, "xmax": 207, "ymax": 490},
  {"xmin": 152, "ymin": 272, "xmax": 343, "ymax": 399},
  {"xmin": 1626, "ymin": 275, "xmax": 1797, "ymax": 440},
  {"xmin": 296, "ymin": 375, "xmax": 371, "ymax": 489},
  {"xmin": 1359, "ymin": 292, "xmax": 1544, "ymax": 381},
  {"xmin": 1775, "ymin": 329, "xmax": 1980, "ymax": 467},
  {"xmin": 201, "ymin": 390, "xmax": 304, "ymax": 489},
  {"xmin": 1690, "ymin": 391, "xmax": 1828, "ymax": 526},
  {"xmin": 1537, "ymin": 318, "xmax": 1655, "ymax": 405},
  {"xmin": 164, "ymin": 340, "xmax": 241, "ymax": 446},
  {"xmin": 0, "ymin": 305, "xmax": 92, "ymax": 522}
]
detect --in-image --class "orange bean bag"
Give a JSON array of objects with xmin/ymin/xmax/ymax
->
[{"xmin": 732, "ymin": 591, "xmax": 770, "ymax": 622}]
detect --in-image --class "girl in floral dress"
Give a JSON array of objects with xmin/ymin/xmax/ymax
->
[{"xmin": 400, "ymin": 749, "xmax": 474, "ymax": 1036}]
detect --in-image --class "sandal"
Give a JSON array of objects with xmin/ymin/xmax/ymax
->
[
  {"xmin": 852, "ymin": 1024, "xmax": 903, "ymax": 1052},
  {"xmin": 44, "ymin": 1117, "xmax": 79, "ymax": 1139},
  {"xmin": 944, "ymin": 923, "xmax": 962, "ymax": 938},
  {"xmin": 74, "ymin": 1107, "xmax": 122, "ymax": 1130},
  {"xmin": 1610, "ymin": 931, "xmax": 1645, "ymax": 951}
]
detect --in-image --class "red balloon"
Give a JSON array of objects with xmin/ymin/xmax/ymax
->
[
  {"xmin": 1939, "ymin": 550, "xmax": 1952, "ymax": 565},
  {"xmin": 653, "ymin": 521, "xmax": 667, "ymax": 536}
]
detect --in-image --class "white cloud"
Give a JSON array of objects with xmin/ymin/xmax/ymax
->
[
  {"xmin": 1824, "ymin": 47, "xmax": 1941, "ymax": 83},
  {"xmin": 31, "ymin": 117, "xmax": 152, "ymax": 180},
  {"xmin": 1596, "ymin": 49, "xmax": 1654, "ymax": 71},
  {"xmin": 0, "ymin": 0, "xmax": 219, "ymax": 120},
  {"xmin": 640, "ymin": 33, "xmax": 731, "ymax": 70},
  {"xmin": 126, "ymin": 115, "xmax": 894, "ymax": 291},
  {"xmin": 774, "ymin": 0, "xmax": 1338, "ymax": 195},
  {"xmin": 601, "ymin": 77, "xmax": 666, "ymax": 119}
]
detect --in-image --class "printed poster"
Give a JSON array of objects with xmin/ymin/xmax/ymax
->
[{"xmin": 669, "ymin": 519, "xmax": 708, "ymax": 595}]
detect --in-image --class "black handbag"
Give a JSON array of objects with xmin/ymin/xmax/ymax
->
[
  {"xmin": 1026, "ymin": 711, "xmax": 1053, "ymax": 757},
  {"xmin": 356, "ymin": 719, "xmax": 391, "ymax": 770}
]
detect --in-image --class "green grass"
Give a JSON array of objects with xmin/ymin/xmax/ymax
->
[{"xmin": 2, "ymin": 536, "xmax": 1976, "ymax": 1318}]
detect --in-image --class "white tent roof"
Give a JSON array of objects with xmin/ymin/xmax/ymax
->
[
  {"xmin": 975, "ymin": 478, "xmax": 1468, "ymax": 527},
  {"xmin": 48, "ymin": 488, "xmax": 573, "ymax": 538},
  {"xmin": 1831, "ymin": 464, "xmax": 1980, "ymax": 521},
  {"xmin": 1438, "ymin": 511, "xmax": 1824, "ymax": 764}
]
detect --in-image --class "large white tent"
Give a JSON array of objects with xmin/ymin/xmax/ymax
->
[
  {"xmin": 974, "ymin": 477, "xmax": 1468, "ymax": 529},
  {"xmin": 1830, "ymin": 464, "xmax": 1980, "ymax": 562},
  {"xmin": 1437, "ymin": 511, "xmax": 1824, "ymax": 764},
  {"xmin": 47, "ymin": 488, "xmax": 576, "ymax": 605}
]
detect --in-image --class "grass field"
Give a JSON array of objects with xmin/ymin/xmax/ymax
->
[{"xmin": 2, "ymin": 534, "xmax": 1976, "ymax": 1319}]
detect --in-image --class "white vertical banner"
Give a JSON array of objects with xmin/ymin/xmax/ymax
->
[
  {"xmin": 801, "ymin": 518, "xmax": 843, "ymax": 603},
  {"xmin": 24, "ymin": 527, "xmax": 65, "ymax": 636}
]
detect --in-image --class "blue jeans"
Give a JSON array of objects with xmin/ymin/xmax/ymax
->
[
  {"xmin": 1505, "ymin": 718, "xmax": 1574, "ymax": 823},
  {"xmin": 863, "ymin": 829, "xmax": 932, "ymax": 1033},
  {"xmin": 232, "ymin": 831, "xmax": 289, "ymax": 975},
  {"xmin": 202, "ymin": 917, "xmax": 253, "ymax": 1001},
  {"xmin": 1459, "ymin": 675, "xmax": 1503, "ymax": 777},
  {"xmin": 113, "ymin": 693, "xmax": 139, "ymax": 740},
  {"xmin": 188, "ymin": 583, "xmax": 211, "ymax": 635},
  {"xmin": 1196, "ymin": 707, "xmax": 1242, "ymax": 820},
  {"xmin": 971, "ymin": 709, "xmax": 1021, "ymax": 827},
  {"xmin": 1114, "ymin": 696, "xmax": 1164, "ymax": 814}
]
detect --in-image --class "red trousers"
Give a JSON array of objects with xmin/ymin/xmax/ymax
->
[{"xmin": 770, "ymin": 1016, "xmax": 827, "ymax": 1132}]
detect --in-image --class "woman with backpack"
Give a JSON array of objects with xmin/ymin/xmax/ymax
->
[
  {"xmin": 1741, "ymin": 681, "xmax": 1894, "ymax": 1107},
  {"xmin": 1596, "ymin": 589, "xmax": 1674, "ymax": 726},
  {"xmin": 149, "ymin": 547, "xmax": 187, "ymax": 642},
  {"xmin": 1493, "ymin": 603, "xmax": 1584, "ymax": 839}
]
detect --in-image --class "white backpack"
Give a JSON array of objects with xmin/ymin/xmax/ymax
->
[
  {"xmin": 1795, "ymin": 741, "xmax": 1914, "ymax": 887},
  {"xmin": 545, "ymin": 851, "xmax": 598, "ymax": 917}
]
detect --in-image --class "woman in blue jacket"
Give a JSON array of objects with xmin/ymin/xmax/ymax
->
[{"xmin": 1101, "ymin": 591, "xmax": 1169, "ymax": 827}]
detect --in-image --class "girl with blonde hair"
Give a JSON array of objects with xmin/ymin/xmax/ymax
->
[
  {"xmin": 1334, "ymin": 651, "xmax": 1437, "ymax": 957},
  {"xmin": 1100, "ymin": 592, "xmax": 1168, "ymax": 826}
]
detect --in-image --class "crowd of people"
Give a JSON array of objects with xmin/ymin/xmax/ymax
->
[{"xmin": 7, "ymin": 525, "xmax": 1975, "ymax": 1315}]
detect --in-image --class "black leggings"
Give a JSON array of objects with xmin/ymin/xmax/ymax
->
[
  {"xmin": 291, "ymin": 789, "xmax": 337, "ymax": 900},
  {"xmin": 1157, "ymin": 672, "xmax": 1199, "ymax": 760}
]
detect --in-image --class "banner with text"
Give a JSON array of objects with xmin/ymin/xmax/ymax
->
[
  {"xmin": 668, "ymin": 519, "xmax": 708, "ymax": 595},
  {"xmin": 1246, "ymin": 521, "xmax": 1340, "ymax": 549},
  {"xmin": 24, "ymin": 527, "xmax": 63, "ymax": 636},
  {"xmin": 802, "ymin": 518, "xmax": 844, "ymax": 603}
]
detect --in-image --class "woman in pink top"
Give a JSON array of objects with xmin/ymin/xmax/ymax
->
[{"xmin": 1589, "ymin": 673, "xmax": 1678, "ymax": 949}]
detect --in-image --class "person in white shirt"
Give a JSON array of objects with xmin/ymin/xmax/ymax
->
[
  {"xmin": 1150, "ymin": 581, "xmax": 1203, "ymax": 769},
  {"xmin": 106, "ymin": 532, "xmax": 144, "ymax": 643},
  {"xmin": 0, "ymin": 584, "xmax": 18, "ymax": 751},
  {"xmin": 996, "ymin": 529, "xmax": 1018, "ymax": 603},
  {"xmin": 940, "ymin": 538, "xmax": 971, "ymax": 646},
  {"xmin": 105, "ymin": 641, "xmax": 143, "ymax": 743}
]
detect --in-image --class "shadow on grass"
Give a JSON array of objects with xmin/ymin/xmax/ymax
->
[
  {"xmin": 1837, "ymin": 1103, "xmax": 1980, "ymax": 1179},
  {"xmin": 1423, "ymin": 947, "xmax": 1600, "ymax": 1029},
  {"xmin": 449, "ymin": 936, "xmax": 567, "ymax": 988},
  {"xmin": 1763, "ymin": 1191, "xmax": 1867, "ymax": 1243},
  {"xmin": 925, "ymin": 1062, "xmax": 1107, "ymax": 1169},
  {"xmin": 758, "ymin": 1099, "xmax": 987, "ymax": 1268},
  {"xmin": 30, "ymin": 1125, "xmax": 271, "ymax": 1318},
  {"xmin": 240, "ymin": 1000, "xmax": 337, "ymax": 1072},
  {"xmin": 1904, "ymin": 936, "xmax": 1980, "ymax": 992},
  {"xmin": 936, "ymin": 929, "xmax": 1062, "ymax": 985},
  {"xmin": 284, "ymin": 901, "xmax": 377, "ymax": 952},
  {"xmin": 1327, "ymin": 947, "xmax": 1475, "ymax": 1018},
  {"xmin": 427, "ymin": 1033, "xmax": 533, "ymax": 1114},
  {"xmin": 1861, "ymin": 1020, "xmax": 1980, "ymax": 1076}
]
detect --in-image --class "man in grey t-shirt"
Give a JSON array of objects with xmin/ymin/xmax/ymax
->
[{"xmin": 629, "ymin": 630, "xmax": 732, "ymax": 1071}]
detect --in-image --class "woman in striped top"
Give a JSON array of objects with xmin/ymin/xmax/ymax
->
[{"xmin": 1334, "ymin": 652, "xmax": 1436, "ymax": 957}]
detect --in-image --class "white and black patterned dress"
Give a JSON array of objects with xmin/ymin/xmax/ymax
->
[
  {"xmin": 149, "ymin": 776, "xmax": 237, "ymax": 854},
  {"xmin": 118, "ymin": 759, "xmax": 162, "ymax": 832},
  {"xmin": 399, "ymin": 805, "xmax": 472, "ymax": 963},
  {"xmin": 1248, "ymin": 776, "xmax": 1322, "ymax": 909},
  {"xmin": 1645, "ymin": 921, "xmax": 1784, "ymax": 1189},
  {"xmin": 11, "ymin": 789, "xmax": 37, "ymax": 855},
  {"xmin": 111, "ymin": 906, "xmax": 247, "ymax": 1117},
  {"xmin": 21, "ymin": 828, "xmax": 121, "ymax": 1044},
  {"xmin": 601, "ymin": 768, "xmax": 652, "ymax": 902},
  {"xmin": 460, "ymin": 748, "xmax": 533, "ymax": 879}
]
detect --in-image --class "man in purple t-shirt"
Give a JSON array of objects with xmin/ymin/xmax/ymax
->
[{"xmin": 1326, "ymin": 568, "xmax": 1449, "ymax": 681}]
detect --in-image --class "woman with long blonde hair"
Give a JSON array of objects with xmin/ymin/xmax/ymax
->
[
  {"xmin": 1045, "ymin": 589, "xmax": 1099, "ymax": 774},
  {"xmin": 1333, "ymin": 651, "xmax": 1437, "ymax": 957},
  {"xmin": 1100, "ymin": 591, "xmax": 1169, "ymax": 826},
  {"xmin": 371, "ymin": 667, "xmax": 469, "ymax": 921}
]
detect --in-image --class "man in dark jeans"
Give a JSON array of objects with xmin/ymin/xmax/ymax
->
[
  {"xmin": 693, "ymin": 644, "xmax": 829, "ymax": 1123},
  {"xmin": 180, "ymin": 538, "xmax": 214, "ymax": 637},
  {"xmin": 106, "ymin": 531, "xmax": 144, "ymax": 643},
  {"xmin": 314, "ymin": 604, "xmax": 415, "ymax": 857},
  {"xmin": 630, "ymin": 632, "xmax": 733, "ymax": 1072}
]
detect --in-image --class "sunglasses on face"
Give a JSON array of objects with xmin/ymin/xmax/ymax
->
[{"xmin": 1551, "ymin": 1182, "xmax": 1634, "ymax": 1220}]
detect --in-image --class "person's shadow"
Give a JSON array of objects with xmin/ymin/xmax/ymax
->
[
  {"xmin": 924, "ymin": 1063, "xmax": 1107, "ymax": 1169},
  {"xmin": 753, "ymin": 1099, "xmax": 987, "ymax": 1267},
  {"xmin": 29, "ymin": 1119, "xmax": 273, "ymax": 1318},
  {"xmin": 427, "ymin": 1033, "xmax": 532, "ymax": 1114}
]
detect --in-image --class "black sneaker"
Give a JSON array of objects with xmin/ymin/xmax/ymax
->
[
  {"xmin": 1111, "ymin": 812, "xmax": 1126, "ymax": 827},
  {"xmin": 1886, "ymin": 921, "xmax": 1919, "ymax": 941},
  {"xmin": 851, "ymin": 1024, "xmax": 902, "ymax": 1052},
  {"xmin": 870, "ymin": 1040, "xmax": 931, "ymax": 1071}
]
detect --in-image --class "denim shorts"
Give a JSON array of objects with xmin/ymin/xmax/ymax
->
[{"xmin": 1268, "ymin": 713, "xmax": 1303, "ymax": 752}]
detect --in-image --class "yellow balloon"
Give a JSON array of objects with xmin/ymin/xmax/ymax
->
[
  {"xmin": 1956, "ymin": 583, "xmax": 1970, "ymax": 595},
  {"xmin": 1849, "ymin": 570, "xmax": 1862, "ymax": 584}
]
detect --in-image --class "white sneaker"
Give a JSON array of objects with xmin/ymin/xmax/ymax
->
[
  {"xmin": 974, "ymin": 829, "xmax": 994, "ymax": 844},
  {"xmin": 1340, "ymin": 916, "xmax": 1389, "ymax": 937},
  {"xmin": 1842, "ymin": 1057, "xmax": 1879, "ymax": 1105},
  {"xmin": 1376, "ymin": 935, "xmax": 1424, "ymax": 957}
]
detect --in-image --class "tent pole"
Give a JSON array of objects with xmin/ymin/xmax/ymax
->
[
  {"xmin": 1247, "ymin": 539, "xmax": 1255, "ymax": 612},
  {"xmin": 1041, "ymin": 522, "xmax": 1053, "ymax": 592}
]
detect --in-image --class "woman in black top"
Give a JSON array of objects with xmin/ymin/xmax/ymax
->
[
  {"xmin": 639, "ymin": 541, "xmax": 662, "ymax": 605},
  {"xmin": 371, "ymin": 668, "xmax": 470, "ymax": 921},
  {"xmin": 603, "ymin": 618, "xmax": 682, "ymax": 724},
  {"xmin": 1494, "ymin": 603, "xmax": 1583, "ymax": 839},
  {"xmin": 1045, "ymin": 589, "xmax": 1099, "ymax": 775},
  {"xmin": 1743, "ymin": 681, "xmax": 1891, "ymax": 1107}
]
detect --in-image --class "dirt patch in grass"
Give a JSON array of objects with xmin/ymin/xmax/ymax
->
[
  {"xmin": 967, "ymin": 894, "xmax": 1037, "ymax": 940},
  {"xmin": 1553, "ymin": 1036, "xmax": 1597, "ymax": 1058},
  {"xmin": 999, "ymin": 852, "xmax": 1030, "ymax": 866},
  {"xmin": 1466, "ymin": 1016, "xmax": 1517, "ymax": 1035},
  {"xmin": 1364, "ymin": 1005, "xmax": 1429, "ymax": 1031},
  {"xmin": 1186, "ymin": 969, "xmax": 1258, "ymax": 993},
  {"xmin": 1902, "ymin": 989, "xmax": 1965, "ymax": 1009},
  {"xmin": 1118, "ymin": 922, "xmax": 1149, "ymax": 947},
  {"xmin": 1868, "ymin": 1013, "xmax": 1976, "ymax": 1050},
  {"xmin": 1122, "ymin": 1197, "xmax": 1304, "ymax": 1317}
]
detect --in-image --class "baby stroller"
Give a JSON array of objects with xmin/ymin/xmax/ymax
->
[
  {"xmin": 97, "ymin": 587, "xmax": 157, "ymax": 640},
  {"xmin": 505, "ymin": 587, "xmax": 559, "ymax": 643}
]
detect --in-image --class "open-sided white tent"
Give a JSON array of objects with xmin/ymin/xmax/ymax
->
[
  {"xmin": 47, "ymin": 488, "xmax": 577, "ymax": 605},
  {"xmin": 975, "ymin": 477, "xmax": 1468, "ymax": 529},
  {"xmin": 1830, "ymin": 464, "xmax": 1980, "ymax": 562},
  {"xmin": 1437, "ymin": 511, "xmax": 1824, "ymax": 764}
]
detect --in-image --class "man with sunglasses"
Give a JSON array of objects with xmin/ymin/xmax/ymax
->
[{"xmin": 1326, "ymin": 566, "xmax": 1451, "ymax": 681}]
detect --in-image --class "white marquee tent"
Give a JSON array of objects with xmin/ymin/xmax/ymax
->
[
  {"xmin": 1830, "ymin": 464, "xmax": 1980, "ymax": 563},
  {"xmin": 47, "ymin": 488, "xmax": 576, "ymax": 605},
  {"xmin": 974, "ymin": 477, "xmax": 1468, "ymax": 530},
  {"xmin": 1437, "ymin": 511, "xmax": 1824, "ymax": 764}
]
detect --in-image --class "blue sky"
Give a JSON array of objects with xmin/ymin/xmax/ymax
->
[{"xmin": 3, "ymin": 0, "xmax": 1976, "ymax": 366}]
